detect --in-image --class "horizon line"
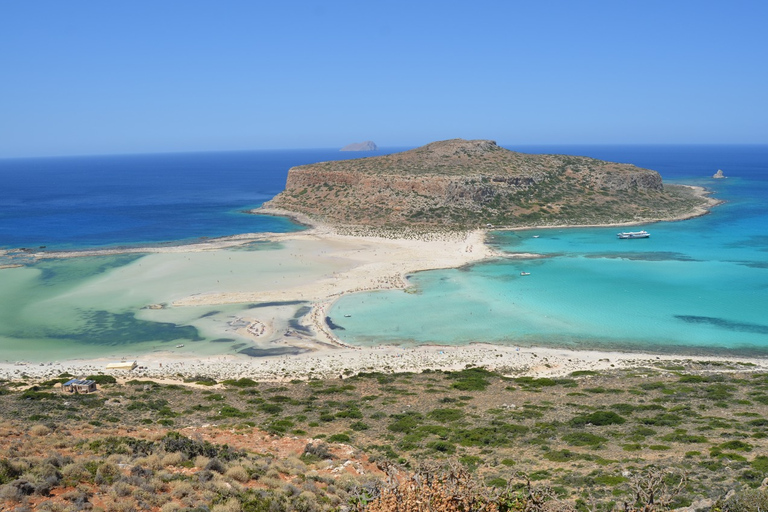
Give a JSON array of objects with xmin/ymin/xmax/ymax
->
[{"xmin": 2, "ymin": 142, "xmax": 768, "ymax": 161}]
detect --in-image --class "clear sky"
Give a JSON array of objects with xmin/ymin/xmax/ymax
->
[{"xmin": 1, "ymin": 1, "xmax": 766, "ymax": 157}]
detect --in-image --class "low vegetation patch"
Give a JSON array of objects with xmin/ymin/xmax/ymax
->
[{"xmin": 2, "ymin": 365, "xmax": 768, "ymax": 510}]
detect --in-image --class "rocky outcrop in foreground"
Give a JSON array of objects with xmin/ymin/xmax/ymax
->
[{"xmin": 264, "ymin": 139, "xmax": 711, "ymax": 230}]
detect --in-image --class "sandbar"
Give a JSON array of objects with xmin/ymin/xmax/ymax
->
[{"xmin": 0, "ymin": 187, "xmax": 745, "ymax": 384}]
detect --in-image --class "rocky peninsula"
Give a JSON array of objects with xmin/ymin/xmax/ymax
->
[{"xmin": 262, "ymin": 139, "xmax": 714, "ymax": 232}]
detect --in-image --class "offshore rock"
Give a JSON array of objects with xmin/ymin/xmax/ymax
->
[{"xmin": 340, "ymin": 141, "xmax": 378, "ymax": 151}]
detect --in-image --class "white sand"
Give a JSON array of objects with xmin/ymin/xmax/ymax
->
[
  {"xmin": 3, "ymin": 343, "xmax": 767, "ymax": 384},
  {"xmin": 2, "ymin": 191, "xmax": 746, "ymax": 384}
]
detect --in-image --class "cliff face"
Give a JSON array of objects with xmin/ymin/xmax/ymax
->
[{"xmin": 263, "ymin": 139, "xmax": 704, "ymax": 229}]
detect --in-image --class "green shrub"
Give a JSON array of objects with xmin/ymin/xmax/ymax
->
[
  {"xmin": 222, "ymin": 378, "xmax": 258, "ymax": 388},
  {"xmin": 449, "ymin": 367, "xmax": 496, "ymax": 391},
  {"xmin": 258, "ymin": 403, "xmax": 283, "ymax": 415},
  {"xmin": 85, "ymin": 374, "xmax": 117, "ymax": 384},
  {"xmin": 452, "ymin": 424, "xmax": 528, "ymax": 447},
  {"xmin": 216, "ymin": 406, "xmax": 249, "ymax": 419},
  {"xmin": 721, "ymin": 440, "xmax": 753, "ymax": 452},
  {"xmin": 752, "ymin": 455, "xmax": 768, "ymax": 473},
  {"xmin": 387, "ymin": 412, "xmax": 424, "ymax": 432},
  {"xmin": 570, "ymin": 370, "xmax": 599, "ymax": 377},
  {"xmin": 335, "ymin": 408, "xmax": 363, "ymax": 419},
  {"xmin": 459, "ymin": 455, "xmax": 483, "ymax": 471},
  {"xmin": 544, "ymin": 449, "xmax": 582, "ymax": 462},
  {"xmin": 562, "ymin": 432, "xmax": 608, "ymax": 447},
  {"xmin": 427, "ymin": 408, "xmax": 464, "ymax": 422},
  {"xmin": 660, "ymin": 430, "xmax": 708, "ymax": 444},
  {"xmin": 570, "ymin": 411, "xmax": 626, "ymax": 427},
  {"xmin": 426, "ymin": 440, "xmax": 456, "ymax": 454},
  {"xmin": 486, "ymin": 477, "xmax": 508, "ymax": 488}
]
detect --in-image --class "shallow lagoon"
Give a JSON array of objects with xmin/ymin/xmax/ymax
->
[
  {"xmin": 329, "ymin": 148, "xmax": 768, "ymax": 354},
  {"xmin": 0, "ymin": 239, "xmax": 351, "ymax": 362},
  {"xmin": 2, "ymin": 145, "xmax": 766, "ymax": 360}
]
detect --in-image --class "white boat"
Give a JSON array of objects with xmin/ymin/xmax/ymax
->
[
  {"xmin": 617, "ymin": 230, "xmax": 650, "ymax": 239},
  {"xmin": 176, "ymin": 344, "xmax": 184, "ymax": 348},
  {"xmin": 520, "ymin": 272, "xmax": 531, "ymax": 276}
]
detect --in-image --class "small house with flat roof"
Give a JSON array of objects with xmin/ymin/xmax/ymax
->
[{"xmin": 61, "ymin": 379, "xmax": 97, "ymax": 394}]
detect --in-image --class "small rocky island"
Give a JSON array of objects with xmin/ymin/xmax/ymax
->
[
  {"xmin": 340, "ymin": 140, "xmax": 377, "ymax": 151},
  {"xmin": 262, "ymin": 139, "xmax": 712, "ymax": 231}
]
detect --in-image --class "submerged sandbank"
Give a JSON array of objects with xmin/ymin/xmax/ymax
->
[{"xmin": 0, "ymin": 183, "xmax": 733, "ymax": 379}]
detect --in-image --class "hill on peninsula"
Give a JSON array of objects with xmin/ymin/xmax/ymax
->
[{"xmin": 262, "ymin": 139, "xmax": 711, "ymax": 231}]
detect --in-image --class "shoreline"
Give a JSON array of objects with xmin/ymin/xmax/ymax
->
[
  {"xmin": 1, "ymin": 183, "xmax": 719, "ymax": 262},
  {"xmin": 2, "ymin": 342, "xmax": 767, "ymax": 385},
  {"xmin": 0, "ymin": 183, "xmax": 733, "ymax": 382}
]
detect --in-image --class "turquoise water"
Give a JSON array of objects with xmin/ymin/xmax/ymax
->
[
  {"xmin": 2, "ymin": 145, "xmax": 766, "ymax": 360},
  {"xmin": 329, "ymin": 146, "xmax": 768, "ymax": 355}
]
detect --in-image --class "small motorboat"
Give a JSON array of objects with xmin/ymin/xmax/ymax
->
[
  {"xmin": 617, "ymin": 230, "xmax": 650, "ymax": 239},
  {"xmin": 176, "ymin": 344, "xmax": 185, "ymax": 348},
  {"xmin": 520, "ymin": 272, "xmax": 531, "ymax": 276}
]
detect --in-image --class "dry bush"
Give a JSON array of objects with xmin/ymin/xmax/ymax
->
[
  {"xmin": 225, "ymin": 465, "xmax": 250, "ymax": 483},
  {"xmin": 194, "ymin": 455, "xmax": 211, "ymax": 468},
  {"xmin": 106, "ymin": 453, "xmax": 127, "ymax": 465},
  {"xmin": 161, "ymin": 503, "xmax": 182, "ymax": 512},
  {"xmin": 722, "ymin": 489, "xmax": 768, "ymax": 512},
  {"xmin": 161, "ymin": 451, "xmax": 185, "ymax": 467},
  {"xmin": 60, "ymin": 462, "xmax": 93, "ymax": 486},
  {"xmin": 170, "ymin": 481, "xmax": 195, "ymax": 499},
  {"xmin": 211, "ymin": 498, "xmax": 242, "ymax": 512},
  {"xmin": 102, "ymin": 495, "xmax": 137, "ymax": 512},
  {"xmin": 134, "ymin": 487, "xmax": 169, "ymax": 508},
  {"xmin": 360, "ymin": 467, "xmax": 493, "ymax": 512},
  {"xmin": 359, "ymin": 465, "xmax": 574, "ymax": 512},
  {"xmin": 292, "ymin": 490, "xmax": 319, "ymax": 512},
  {"xmin": 0, "ymin": 483, "xmax": 26, "ymax": 503},
  {"xmin": 623, "ymin": 467, "xmax": 687, "ymax": 512},
  {"xmin": 111, "ymin": 480, "xmax": 134, "ymax": 498},
  {"xmin": 264, "ymin": 468, "xmax": 281, "ymax": 480},
  {"xmin": 278, "ymin": 456, "xmax": 308, "ymax": 476},
  {"xmin": 95, "ymin": 461, "xmax": 121, "ymax": 485},
  {"xmin": 37, "ymin": 501, "xmax": 67, "ymax": 512},
  {"xmin": 135, "ymin": 453, "xmax": 163, "ymax": 470},
  {"xmin": 29, "ymin": 424, "xmax": 51, "ymax": 437}
]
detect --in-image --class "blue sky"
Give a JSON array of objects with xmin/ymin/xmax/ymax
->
[{"xmin": 1, "ymin": 1, "xmax": 766, "ymax": 157}]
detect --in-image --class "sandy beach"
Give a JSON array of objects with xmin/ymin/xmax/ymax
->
[
  {"xmin": 3, "ymin": 342, "xmax": 768, "ymax": 385},
  {"xmin": 1, "ymin": 186, "xmax": 747, "ymax": 384}
]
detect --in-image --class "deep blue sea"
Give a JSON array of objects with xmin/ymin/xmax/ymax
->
[
  {"xmin": 0, "ymin": 148, "xmax": 402, "ymax": 250},
  {"xmin": 1, "ymin": 145, "xmax": 766, "ymax": 358}
]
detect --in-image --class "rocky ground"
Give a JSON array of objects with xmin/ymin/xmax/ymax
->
[{"xmin": 3, "ymin": 361, "xmax": 768, "ymax": 511}]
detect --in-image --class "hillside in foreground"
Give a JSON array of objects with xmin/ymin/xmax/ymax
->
[
  {"xmin": 262, "ymin": 139, "xmax": 711, "ymax": 231},
  {"xmin": 3, "ymin": 363, "xmax": 768, "ymax": 511}
]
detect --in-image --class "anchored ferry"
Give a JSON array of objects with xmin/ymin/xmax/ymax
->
[{"xmin": 617, "ymin": 230, "xmax": 650, "ymax": 239}]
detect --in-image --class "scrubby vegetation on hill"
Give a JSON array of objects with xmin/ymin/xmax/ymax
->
[
  {"xmin": 2, "ymin": 361, "xmax": 768, "ymax": 511},
  {"xmin": 263, "ymin": 139, "xmax": 711, "ymax": 231}
]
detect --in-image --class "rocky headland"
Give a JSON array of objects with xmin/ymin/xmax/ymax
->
[{"xmin": 262, "ymin": 139, "xmax": 714, "ymax": 232}]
